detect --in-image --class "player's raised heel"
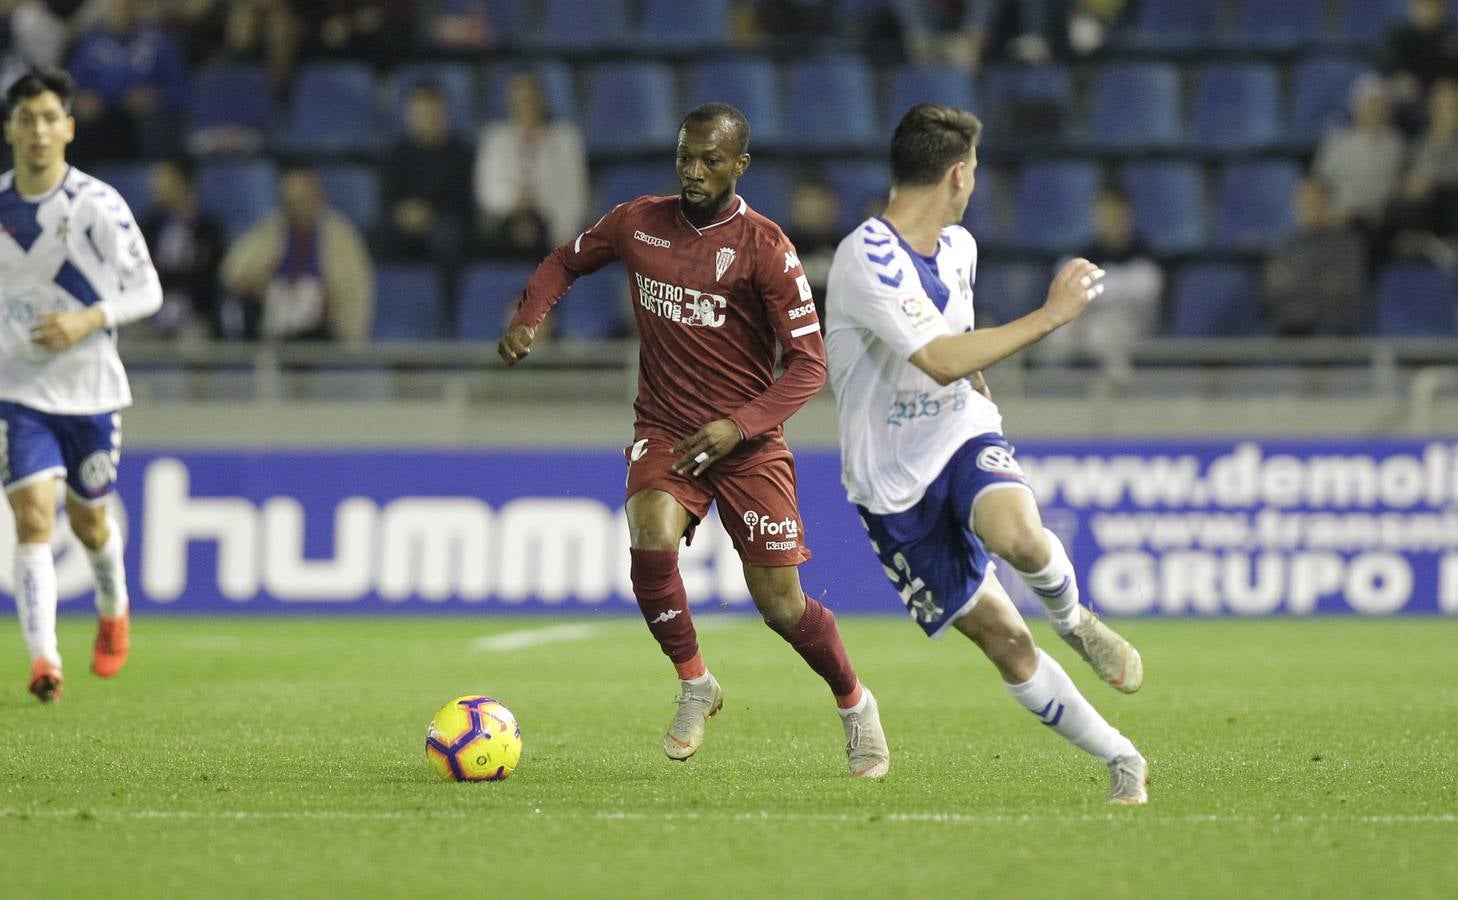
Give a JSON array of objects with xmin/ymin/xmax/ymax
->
[
  {"xmin": 91, "ymin": 614, "xmax": 130, "ymax": 678},
  {"xmin": 1058, "ymin": 607, "xmax": 1143, "ymax": 693},
  {"xmin": 28, "ymin": 659, "xmax": 63, "ymax": 703},
  {"xmin": 842, "ymin": 688, "xmax": 890, "ymax": 778},
  {"xmin": 664, "ymin": 673, "xmax": 722, "ymax": 760},
  {"xmin": 1107, "ymin": 752, "xmax": 1149, "ymax": 804}
]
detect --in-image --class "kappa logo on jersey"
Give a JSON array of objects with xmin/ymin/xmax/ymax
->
[
  {"xmin": 743, "ymin": 509, "xmax": 800, "ymax": 551},
  {"xmin": 715, "ymin": 247, "xmax": 736, "ymax": 281},
  {"xmin": 783, "ymin": 249, "xmax": 800, "ymax": 272},
  {"xmin": 788, "ymin": 302, "xmax": 815, "ymax": 320},
  {"xmin": 975, "ymin": 446, "xmax": 1024, "ymax": 476},
  {"xmin": 634, "ymin": 272, "xmax": 726, "ymax": 328},
  {"xmin": 633, "ymin": 229, "xmax": 672, "ymax": 249}
]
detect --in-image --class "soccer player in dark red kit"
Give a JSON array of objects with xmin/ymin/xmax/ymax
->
[{"xmin": 497, "ymin": 103, "xmax": 890, "ymax": 777}]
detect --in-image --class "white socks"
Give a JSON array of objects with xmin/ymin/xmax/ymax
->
[
  {"xmin": 13, "ymin": 542, "xmax": 59, "ymax": 666},
  {"xmin": 87, "ymin": 520, "xmax": 129, "ymax": 618},
  {"xmin": 1006, "ymin": 649, "xmax": 1136, "ymax": 763},
  {"xmin": 1015, "ymin": 528, "xmax": 1082, "ymax": 633}
]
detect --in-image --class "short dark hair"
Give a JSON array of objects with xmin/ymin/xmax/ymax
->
[
  {"xmin": 680, "ymin": 102, "xmax": 750, "ymax": 156},
  {"xmin": 5, "ymin": 68, "xmax": 75, "ymax": 118},
  {"xmin": 890, "ymin": 103, "xmax": 982, "ymax": 187}
]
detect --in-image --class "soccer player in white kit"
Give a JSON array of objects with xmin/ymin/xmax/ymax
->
[
  {"xmin": 824, "ymin": 104, "xmax": 1149, "ymax": 803},
  {"xmin": 1, "ymin": 69, "xmax": 162, "ymax": 702}
]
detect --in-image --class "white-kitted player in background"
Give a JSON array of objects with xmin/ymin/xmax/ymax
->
[
  {"xmin": 824, "ymin": 103, "xmax": 1149, "ymax": 803},
  {"xmin": 1, "ymin": 68, "xmax": 162, "ymax": 702}
]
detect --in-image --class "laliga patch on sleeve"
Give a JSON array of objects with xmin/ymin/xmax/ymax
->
[
  {"xmin": 899, "ymin": 296, "xmax": 938, "ymax": 329},
  {"xmin": 796, "ymin": 274, "xmax": 812, "ymax": 302}
]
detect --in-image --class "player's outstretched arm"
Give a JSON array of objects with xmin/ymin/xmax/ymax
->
[
  {"xmin": 909, "ymin": 258, "xmax": 1103, "ymax": 386},
  {"xmin": 497, "ymin": 322, "xmax": 536, "ymax": 366}
]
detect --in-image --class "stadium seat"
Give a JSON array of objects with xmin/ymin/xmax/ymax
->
[
  {"xmin": 196, "ymin": 157, "xmax": 278, "ymax": 239},
  {"xmin": 973, "ymin": 261, "xmax": 1048, "ymax": 326},
  {"xmin": 1213, "ymin": 159, "xmax": 1301, "ymax": 250},
  {"xmin": 738, "ymin": 159, "xmax": 793, "ymax": 227},
  {"xmin": 1231, "ymin": 0, "xmax": 1325, "ymax": 50},
  {"xmin": 884, "ymin": 64, "xmax": 977, "ymax": 134},
  {"xmin": 1169, "ymin": 262, "xmax": 1264, "ymax": 336},
  {"xmin": 784, "ymin": 56, "xmax": 877, "ymax": 152},
  {"xmin": 187, "ymin": 62, "xmax": 273, "ymax": 155},
  {"xmin": 639, "ymin": 0, "xmax": 730, "ymax": 49},
  {"xmin": 823, "ymin": 160, "xmax": 890, "ymax": 233},
  {"xmin": 593, "ymin": 162, "xmax": 678, "ymax": 213},
  {"xmin": 539, "ymin": 0, "xmax": 628, "ymax": 51},
  {"xmin": 1375, "ymin": 264, "xmax": 1458, "ymax": 335},
  {"xmin": 1121, "ymin": 161, "xmax": 1207, "ymax": 255},
  {"xmin": 372, "ymin": 263, "xmax": 447, "ymax": 341},
  {"xmin": 387, "ymin": 62, "xmax": 479, "ymax": 139},
  {"xmin": 318, "ymin": 164, "xmax": 382, "ymax": 233},
  {"xmin": 1012, "ymin": 161, "xmax": 1100, "ymax": 253},
  {"xmin": 687, "ymin": 58, "xmax": 783, "ymax": 148},
  {"xmin": 456, "ymin": 262, "xmax": 535, "ymax": 340},
  {"xmin": 979, "ymin": 63, "xmax": 1073, "ymax": 143},
  {"xmin": 1122, "ymin": 0, "xmax": 1220, "ymax": 50},
  {"xmin": 1289, "ymin": 57, "xmax": 1369, "ymax": 143},
  {"xmin": 1332, "ymin": 0, "xmax": 1408, "ymax": 46},
  {"xmin": 276, "ymin": 62, "xmax": 381, "ymax": 156},
  {"xmin": 583, "ymin": 62, "xmax": 677, "ymax": 156},
  {"xmin": 1086, "ymin": 62, "xmax": 1181, "ymax": 149},
  {"xmin": 555, "ymin": 270, "xmax": 631, "ymax": 340},
  {"xmin": 89, "ymin": 162, "xmax": 156, "ymax": 224},
  {"xmin": 1190, "ymin": 63, "xmax": 1282, "ymax": 153},
  {"xmin": 481, "ymin": 60, "xmax": 577, "ymax": 123}
]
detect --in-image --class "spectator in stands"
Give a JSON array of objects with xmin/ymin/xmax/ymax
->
[
  {"xmin": 66, "ymin": 0, "xmax": 188, "ymax": 163},
  {"xmin": 1313, "ymin": 75, "xmax": 1407, "ymax": 231},
  {"xmin": 1037, "ymin": 184, "xmax": 1162, "ymax": 365},
  {"xmin": 381, "ymin": 81, "xmax": 474, "ymax": 274},
  {"xmin": 474, "ymin": 71, "xmax": 587, "ymax": 256},
  {"xmin": 1393, "ymin": 78, "xmax": 1458, "ymax": 240},
  {"xmin": 221, "ymin": 166, "xmax": 374, "ymax": 341},
  {"xmin": 294, "ymin": 0, "xmax": 412, "ymax": 64},
  {"xmin": 1380, "ymin": 0, "xmax": 1458, "ymax": 113},
  {"xmin": 784, "ymin": 177, "xmax": 843, "ymax": 314},
  {"xmin": 142, "ymin": 159, "xmax": 227, "ymax": 340},
  {"xmin": 5, "ymin": 0, "xmax": 106, "ymax": 77},
  {"xmin": 206, "ymin": 0, "xmax": 301, "ymax": 93},
  {"xmin": 416, "ymin": 0, "xmax": 495, "ymax": 51},
  {"xmin": 1261, "ymin": 176, "xmax": 1370, "ymax": 336}
]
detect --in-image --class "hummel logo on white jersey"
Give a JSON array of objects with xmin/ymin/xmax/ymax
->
[
  {"xmin": 650, "ymin": 609, "xmax": 683, "ymax": 624},
  {"xmin": 783, "ymin": 250, "xmax": 800, "ymax": 272}
]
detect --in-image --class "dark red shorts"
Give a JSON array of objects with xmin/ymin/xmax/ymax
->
[{"xmin": 625, "ymin": 431, "xmax": 811, "ymax": 567}]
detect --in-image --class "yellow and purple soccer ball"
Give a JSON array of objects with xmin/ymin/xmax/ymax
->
[{"xmin": 426, "ymin": 696, "xmax": 522, "ymax": 782}]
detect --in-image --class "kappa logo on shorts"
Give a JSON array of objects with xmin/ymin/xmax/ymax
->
[
  {"xmin": 743, "ymin": 509, "xmax": 800, "ymax": 551},
  {"xmin": 975, "ymin": 446, "xmax": 1024, "ymax": 476},
  {"xmin": 78, "ymin": 450, "xmax": 116, "ymax": 493}
]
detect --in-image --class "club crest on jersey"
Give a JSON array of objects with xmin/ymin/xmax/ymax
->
[
  {"xmin": 715, "ymin": 247, "xmax": 736, "ymax": 281},
  {"xmin": 975, "ymin": 446, "xmax": 1024, "ymax": 476}
]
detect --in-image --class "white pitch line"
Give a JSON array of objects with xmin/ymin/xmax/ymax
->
[{"xmin": 469, "ymin": 614, "xmax": 739, "ymax": 653}]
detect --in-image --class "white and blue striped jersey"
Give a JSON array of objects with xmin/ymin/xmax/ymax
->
[
  {"xmin": 0, "ymin": 166, "xmax": 161, "ymax": 414},
  {"xmin": 824, "ymin": 216, "xmax": 1003, "ymax": 515}
]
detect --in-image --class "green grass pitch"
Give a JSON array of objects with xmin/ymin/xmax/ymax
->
[{"xmin": 2, "ymin": 615, "xmax": 1455, "ymax": 898}]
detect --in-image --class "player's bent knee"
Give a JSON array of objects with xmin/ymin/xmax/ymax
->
[
  {"xmin": 70, "ymin": 515, "xmax": 110, "ymax": 551},
  {"xmin": 994, "ymin": 526, "xmax": 1049, "ymax": 573},
  {"xmin": 12, "ymin": 504, "xmax": 55, "ymax": 544}
]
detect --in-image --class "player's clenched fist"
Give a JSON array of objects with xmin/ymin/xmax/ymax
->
[
  {"xmin": 1041, "ymin": 257, "xmax": 1105, "ymax": 329},
  {"xmin": 497, "ymin": 323, "xmax": 536, "ymax": 365}
]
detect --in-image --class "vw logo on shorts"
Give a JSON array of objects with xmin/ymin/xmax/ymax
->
[
  {"xmin": 976, "ymin": 446, "xmax": 1023, "ymax": 475},
  {"xmin": 78, "ymin": 451, "xmax": 117, "ymax": 492}
]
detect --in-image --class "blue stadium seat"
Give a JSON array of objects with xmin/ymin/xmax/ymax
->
[
  {"xmin": 276, "ymin": 62, "xmax": 381, "ymax": 156},
  {"xmin": 318, "ymin": 164, "xmax": 382, "ymax": 233},
  {"xmin": 1333, "ymin": 0, "xmax": 1407, "ymax": 46},
  {"xmin": 1012, "ymin": 161, "xmax": 1100, "ymax": 253},
  {"xmin": 89, "ymin": 162, "xmax": 156, "ymax": 223},
  {"xmin": 1122, "ymin": 0, "xmax": 1220, "ymax": 50},
  {"xmin": 688, "ymin": 58, "xmax": 783, "ymax": 148},
  {"xmin": 961, "ymin": 163, "xmax": 1001, "ymax": 237},
  {"xmin": 738, "ymin": 159, "xmax": 793, "ymax": 227},
  {"xmin": 196, "ymin": 157, "xmax": 278, "ymax": 239},
  {"xmin": 555, "ymin": 270, "xmax": 631, "ymax": 340},
  {"xmin": 1086, "ymin": 62, "xmax": 1181, "ymax": 149},
  {"xmin": 1169, "ymin": 263, "xmax": 1264, "ymax": 336},
  {"xmin": 540, "ymin": 0, "xmax": 628, "ymax": 51},
  {"xmin": 1121, "ymin": 161, "xmax": 1207, "ymax": 255},
  {"xmin": 979, "ymin": 63, "xmax": 1073, "ymax": 142},
  {"xmin": 1190, "ymin": 62, "xmax": 1282, "ymax": 153},
  {"xmin": 1232, "ymin": 0, "xmax": 1324, "ymax": 49},
  {"xmin": 456, "ymin": 263, "xmax": 535, "ymax": 340},
  {"xmin": 884, "ymin": 64, "xmax": 977, "ymax": 134},
  {"xmin": 1290, "ymin": 57, "xmax": 1369, "ymax": 143},
  {"xmin": 784, "ymin": 56, "xmax": 877, "ymax": 152},
  {"xmin": 1214, "ymin": 159, "xmax": 1301, "ymax": 250},
  {"xmin": 973, "ymin": 262, "xmax": 1047, "ymax": 326},
  {"xmin": 823, "ymin": 161, "xmax": 890, "ymax": 233},
  {"xmin": 1375, "ymin": 264, "xmax": 1458, "ymax": 335},
  {"xmin": 639, "ymin": 0, "xmax": 729, "ymax": 49},
  {"xmin": 388, "ymin": 62, "xmax": 479, "ymax": 139},
  {"xmin": 372, "ymin": 264, "xmax": 447, "ymax": 341},
  {"xmin": 583, "ymin": 62, "xmax": 677, "ymax": 156},
  {"xmin": 482, "ymin": 61, "xmax": 577, "ymax": 122},
  {"xmin": 187, "ymin": 62, "xmax": 273, "ymax": 154},
  {"xmin": 593, "ymin": 162, "xmax": 678, "ymax": 213}
]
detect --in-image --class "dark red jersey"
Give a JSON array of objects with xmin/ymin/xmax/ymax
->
[{"xmin": 512, "ymin": 194, "xmax": 826, "ymax": 442}]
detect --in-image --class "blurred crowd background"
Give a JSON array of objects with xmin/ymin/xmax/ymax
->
[{"xmin": 4, "ymin": 0, "xmax": 1457, "ymax": 357}]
